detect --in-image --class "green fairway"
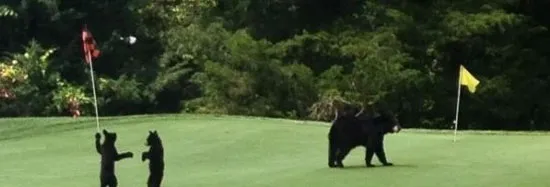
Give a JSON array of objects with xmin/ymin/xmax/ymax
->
[{"xmin": 1, "ymin": 114, "xmax": 550, "ymax": 187}]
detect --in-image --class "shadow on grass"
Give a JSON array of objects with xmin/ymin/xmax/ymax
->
[{"xmin": 336, "ymin": 164, "xmax": 418, "ymax": 170}]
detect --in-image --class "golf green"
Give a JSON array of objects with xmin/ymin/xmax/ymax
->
[{"xmin": 1, "ymin": 114, "xmax": 549, "ymax": 187}]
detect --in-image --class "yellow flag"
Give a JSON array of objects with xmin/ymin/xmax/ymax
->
[{"xmin": 459, "ymin": 65, "xmax": 480, "ymax": 93}]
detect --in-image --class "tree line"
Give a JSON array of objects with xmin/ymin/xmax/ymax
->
[{"xmin": 1, "ymin": 0, "xmax": 550, "ymax": 130}]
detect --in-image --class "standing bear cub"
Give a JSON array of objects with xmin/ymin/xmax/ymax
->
[
  {"xmin": 142, "ymin": 130, "xmax": 165, "ymax": 187},
  {"xmin": 95, "ymin": 129, "xmax": 134, "ymax": 187}
]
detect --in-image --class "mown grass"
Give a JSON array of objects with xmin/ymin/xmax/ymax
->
[{"xmin": 1, "ymin": 114, "xmax": 549, "ymax": 187}]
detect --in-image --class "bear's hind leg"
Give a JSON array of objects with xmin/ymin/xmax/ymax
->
[
  {"xmin": 157, "ymin": 174, "xmax": 163, "ymax": 187},
  {"xmin": 328, "ymin": 139, "xmax": 339, "ymax": 168},
  {"xmin": 365, "ymin": 147, "xmax": 376, "ymax": 167},
  {"xmin": 107, "ymin": 176, "xmax": 118, "ymax": 187},
  {"xmin": 100, "ymin": 175, "xmax": 107, "ymax": 187},
  {"xmin": 335, "ymin": 146, "xmax": 352, "ymax": 168},
  {"xmin": 148, "ymin": 174, "xmax": 163, "ymax": 187}
]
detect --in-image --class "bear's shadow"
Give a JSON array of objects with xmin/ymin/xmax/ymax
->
[{"xmin": 338, "ymin": 164, "xmax": 418, "ymax": 170}]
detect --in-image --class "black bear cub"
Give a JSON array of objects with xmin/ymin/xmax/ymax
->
[
  {"xmin": 142, "ymin": 130, "xmax": 164, "ymax": 187},
  {"xmin": 95, "ymin": 129, "xmax": 134, "ymax": 187}
]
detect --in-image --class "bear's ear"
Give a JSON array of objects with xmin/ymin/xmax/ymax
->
[
  {"xmin": 102, "ymin": 129, "xmax": 108, "ymax": 135},
  {"xmin": 149, "ymin": 130, "xmax": 153, "ymax": 134},
  {"xmin": 153, "ymin": 130, "xmax": 157, "ymax": 134}
]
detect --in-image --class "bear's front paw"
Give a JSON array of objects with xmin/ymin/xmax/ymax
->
[
  {"xmin": 366, "ymin": 164, "xmax": 376, "ymax": 167},
  {"xmin": 128, "ymin": 152, "xmax": 134, "ymax": 158}
]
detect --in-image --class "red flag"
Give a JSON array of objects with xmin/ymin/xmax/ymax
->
[{"xmin": 81, "ymin": 25, "xmax": 100, "ymax": 64}]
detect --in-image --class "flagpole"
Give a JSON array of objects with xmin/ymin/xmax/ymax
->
[
  {"xmin": 453, "ymin": 65, "xmax": 463, "ymax": 142},
  {"xmin": 82, "ymin": 24, "xmax": 101, "ymax": 132},
  {"xmin": 88, "ymin": 57, "xmax": 100, "ymax": 132}
]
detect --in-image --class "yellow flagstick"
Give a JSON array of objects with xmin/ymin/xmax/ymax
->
[{"xmin": 453, "ymin": 64, "xmax": 480, "ymax": 142}]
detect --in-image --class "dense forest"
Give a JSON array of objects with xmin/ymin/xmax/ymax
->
[{"xmin": 1, "ymin": 0, "xmax": 550, "ymax": 130}]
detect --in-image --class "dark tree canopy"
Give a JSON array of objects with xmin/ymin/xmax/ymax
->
[{"xmin": 1, "ymin": 0, "xmax": 550, "ymax": 130}]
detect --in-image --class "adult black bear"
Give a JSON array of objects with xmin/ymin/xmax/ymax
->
[
  {"xmin": 328, "ymin": 106, "xmax": 401, "ymax": 168},
  {"xmin": 95, "ymin": 129, "xmax": 134, "ymax": 187},
  {"xmin": 142, "ymin": 130, "xmax": 164, "ymax": 187}
]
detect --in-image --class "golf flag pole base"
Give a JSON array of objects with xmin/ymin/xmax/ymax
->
[
  {"xmin": 453, "ymin": 120, "xmax": 459, "ymax": 142},
  {"xmin": 88, "ymin": 60, "xmax": 100, "ymax": 132}
]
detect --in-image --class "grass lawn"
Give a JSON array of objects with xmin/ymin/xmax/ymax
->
[{"xmin": 1, "ymin": 114, "xmax": 550, "ymax": 187}]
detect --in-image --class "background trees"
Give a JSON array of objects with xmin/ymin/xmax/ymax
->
[{"xmin": 1, "ymin": 0, "xmax": 549, "ymax": 130}]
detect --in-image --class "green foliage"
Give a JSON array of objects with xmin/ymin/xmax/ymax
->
[
  {"xmin": 97, "ymin": 75, "xmax": 147, "ymax": 115},
  {"xmin": 137, "ymin": 0, "xmax": 217, "ymax": 31},
  {"xmin": 152, "ymin": 23, "xmax": 230, "ymax": 93},
  {"xmin": 188, "ymin": 29, "xmax": 318, "ymax": 118},
  {"xmin": 188, "ymin": 29, "xmax": 280, "ymax": 116},
  {"xmin": 51, "ymin": 80, "xmax": 91, "ymax": 114},
  {"xmin": 308, "ymin": 89, "xmax": 349, "ymax": 121},
  {"xmin": 4, "ymin": 0, "xmax": 550, "ymax": 130},
  {"xmin": 0, "ymin": 5, "xmax": 17, "ymax": 17},
  {"xmin": 9, "ymin": 41, "xmax": 56, "ymax": 79},
  {"xmin": 442, "ymin": 10, "xmax": 524, "ymax": 39},
  {"xmin": 0, "ymin": 41, "xmax": 60, "ymax": 115},
  {"xmin": 99, "ymin": 76, "xmax": 143, "ymax": 103},
  {"xmin": 0, "ymin": 61, "xmax": 28, "ymax": 89}
]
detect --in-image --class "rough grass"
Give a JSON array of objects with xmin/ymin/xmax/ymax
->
[{"xmin": 1, "ymin": 114, "xmax": 550, "ymax": 187}]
